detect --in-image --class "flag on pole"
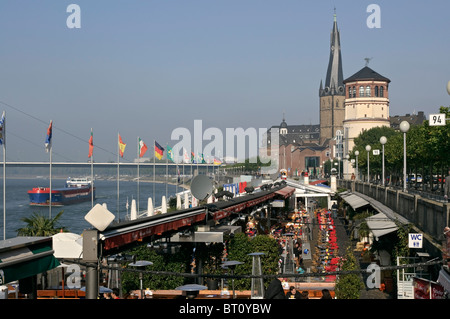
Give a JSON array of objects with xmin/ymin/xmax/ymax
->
[
  {"xmin": 88, "ymin": 129, "xmax": 94, "ymax": 158},
  {"xmin": 118, "ymin": 134, "xmax": 126, "ymax": 157},
  {"xmin": 213, "ymin": 158, "xmax": 222, "ymax": 165},
  {"xmin": 139, "ymin": 138, "xmax": 148, "ymax": 157},
  {"xmin": 0, "ymin": 111, "xmax": 5, "ymax": 146},
  {"xmin": 45, "ymin": 120, "xmax": 53, "ymax": 152},
  {"xmin": 201, "ymin": 153, "xmax": 206, "ymax": 164},
  {"xmin": 167, "ymin": 145, "xmax": 174, "ymax": 162},
  {"xmin": 191, "ymin": 151, "xmax": 195, "ymax": 163},
  {"xmin": 183, "ymin": 148, "xmax": 189, "ymax": 163},
  {"xmin": 155, "ymin": 141, "xmax": 164, "ymax": 160}
]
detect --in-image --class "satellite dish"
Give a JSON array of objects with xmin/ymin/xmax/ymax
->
[{"xmin": 190, "ymin": 174, "xmax": 213, "ymax": 201}]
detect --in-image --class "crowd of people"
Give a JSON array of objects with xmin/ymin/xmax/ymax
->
[
  {"xmin": 313, "ymin": 209, "xmax": 340, "ymax": 281},
  {"xmin": 269, "ymin": 209, "xmax": 308, "ymax": 275}
]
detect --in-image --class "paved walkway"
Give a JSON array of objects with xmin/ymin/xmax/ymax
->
[{"xmin": 305, "ymin": 212, "xmax": 392, "ymax": 299}]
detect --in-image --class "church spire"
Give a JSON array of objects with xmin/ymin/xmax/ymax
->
[{"xmin": 322, "ymin": 10, "xmax": 344, "ymax": 96}]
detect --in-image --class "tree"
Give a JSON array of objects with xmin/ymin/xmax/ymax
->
[
  {"xmin": 16, "ymin": 210, "xmax": 67, "ymax": 236},
  {"xmin": 351, "ymin": 126, "xmax": 397, "ymax": 180},
  {"xmin": 226, "ymin": 233, "xmax": 279, "ymax": 291},
  {"xmin": 335, "ymin": 246, "xmax": 363, "ymax": 299},
  {"xmin": 121, "ymin": 244, "xmax": 191, "ymax": 293}
]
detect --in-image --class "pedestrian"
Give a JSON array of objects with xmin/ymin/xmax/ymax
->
[
  {"xmin": 103, "ymin": 292, "xmax": 111, "ymax": 299},
  {"xmin": 321, "ymin": 289, "xmax": 333, "ymax": 299},
  {"xmin": 445, "ymin": 169, "xmax": 450, "ymax": 203},
  {"xmin": 293, "ymin": 242, "xmax": 301, "ymax": 267},
  {"xmin": 286, "ymin": 286, "xmax": 301, "ymax": 299},
  {"xmin": 111, "ymin": 288, "xmax": 120, "ymax": 299},
  {"xmin": 300, "ymin": 291, "xmax": 309, "ymax": 299},
  {"xmin": 264, "ymin": 279, "xmax": 286, "ymax": 299}
]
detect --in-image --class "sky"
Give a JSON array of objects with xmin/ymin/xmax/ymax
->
[{"xmin": 0, "ymin": 0, "xmax": 449, "ymax": 163}]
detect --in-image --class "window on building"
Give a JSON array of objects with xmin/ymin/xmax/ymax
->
[
  {"xmin": 348, "ymin": 87, "xmax": 352, "ymax": 98},
  {"xmin": 380, "ymin": 86, "xmax": 384, "ymax": 97},
  {"xmin": 359, "ymin": 86, "xmax": 364, "ymax": 97},
  {"xmin": 305, "ymin": 157, "xmax": 320, "ymax": 170},
  {"xmin": 375, "ymin": 86, "xmax": 379, "ymax": 97},
  {"xmin": 353, "ymin": 86, "xmax": 356, "ymax": 97},
  {"xmin": 365, "ymin": 86, "xmax": 371, "ymax": 97}
]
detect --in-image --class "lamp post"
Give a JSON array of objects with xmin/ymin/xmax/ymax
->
[
  {"xmin": 399, "ymin": 121, "xmax": 410, "ymax": 193},
  {"xmin": 380, "ymin": 136, "xmax": 387, "ymax": 186},
  {"xmin": 345, "ymin": 154, "xmax": 350, "ymax": 180},
  {"xmin": 337, "ymin": 157, "xmax": 341, "ymax": 179},
  {"xmin": 355, "ymin": 150, "xmax": 359, "ymax": 181},
  {"xmin": 365, "ymin": 145, "xmax": 371, "ymax": 182},
  {"xmin": 129, "ymin": 260, "xmax": 153, "ymax": 299}
]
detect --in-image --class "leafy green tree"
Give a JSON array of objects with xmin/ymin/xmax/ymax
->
[
  {"xmin": 226, "ymin": 233, "xmax": 279, "ymax": 291},
  {"xmin": 16, "ymin": 210, "xmax": 67, "ymax": 236},
  {"xmin": 351, "ymin": 126, "xmax": 397, "ymax": 180},
  {"xmin": 335, "ymin": 246, "xmax": 363, "ymax": 299},
  {"xmin": 121, "ymin": 244, "xmax": 192, "ymax": 293}
]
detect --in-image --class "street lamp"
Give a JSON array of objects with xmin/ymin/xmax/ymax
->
[
  {"xmin": 355, "ymin": 150, "xmax": 359, "ymax": 181},
  {"xmin": 380, "ymin": 136, "xmax": 387, "ymax": 186},
  {"xmin": 129, "ymin": 260, "xmax": 153, "ymax": 299},
  {"xmin": 337, "ymin": 157, "xmax": 341, "ymax": 179},
  {"xmin": 365, "ymin": 145, "xmax": 371, "ymax": 182},
  {"xmin": 345, "ymin": 154, "xmax": 350, "ymax": 180},
  {"xmin": 399, "ymin": 121, "xmax": 410, "ymax": 192}
]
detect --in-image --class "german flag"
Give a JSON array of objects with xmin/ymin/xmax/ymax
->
[{"xmin": 155, "ymin": 141, "xmax": 164, "ymax": 160}]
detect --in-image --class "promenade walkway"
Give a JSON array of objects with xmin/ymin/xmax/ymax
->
[{"xmin": 299, "ymin": 208, "xmax": 391, "ymax": 299}]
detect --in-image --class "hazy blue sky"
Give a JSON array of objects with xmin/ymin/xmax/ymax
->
[{"xmin": 0, "ymin": 0, "xmax": 448, "ymax": 163}]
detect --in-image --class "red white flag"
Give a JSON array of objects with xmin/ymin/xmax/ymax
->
[
  {"xmin": 139, "ymin": 138, "xmax": 148, "ymax": 157},
  {"xmin": 88, "ymin": 129, "xmax": 93, "ymax": 158}
]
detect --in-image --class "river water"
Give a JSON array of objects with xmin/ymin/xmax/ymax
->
[{"xmin": 0, "ymin": 177, "xmax": 180, "ymax": 239}]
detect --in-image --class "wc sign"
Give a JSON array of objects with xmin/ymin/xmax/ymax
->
[{"xmin": 408, "ymin": 233, "xmax": 423, "ymax": 248}]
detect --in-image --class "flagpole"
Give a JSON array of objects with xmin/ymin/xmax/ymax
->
[
  {"xmin": 2, "ymin": 111, "xmax": 5, "ymax": 240},
  {"xmin": 137, "ymin": 137, "xmax": 140, "ymax": 214},
  {"xmin": 153, "ymin": 140, "xmax": 156, "ymax": 205},
  {"xmin": 117, "ymin": 133, "xmax": 120, "ymax": 221},
  {"xmin": 166, "ymin": 143, "xmax": 168, "ymax": 201},
  {"xmin": 90, "ymin": 128, "xmax": 94, "ymax": 209},
  {"xmin": 182, "ymin": 148, "xmax": 185, "ymax": 196},
  {"xmin": 49, "ymin": 142, "xmax": 52, "ymax": 219},
  {"xmin": 175, "ymin": 146, "xmax": 178, "ymax": 195}
]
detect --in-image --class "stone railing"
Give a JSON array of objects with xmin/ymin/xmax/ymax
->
[{"xmin": 338, "ymin": 179, "xmax": 449, "ymax": 243}]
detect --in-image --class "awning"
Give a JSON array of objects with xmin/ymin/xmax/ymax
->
[
  {"xmin": 365, "ymin": 212, "xmax": 399, "ymax": 240},
  {"xmin": 438, "ymin": 268, "xmax": 450, "ymax": 293},
  {"xmin": 0, "ymin": 236, "xmax": 60, "ymax": 284},
  {"xmin": 275, "ymin": 186, "xmax": 295, "ymax": 198},
  {"xmin": 341, "ymin": 193, "xmax": 370, "ymax": 210}
]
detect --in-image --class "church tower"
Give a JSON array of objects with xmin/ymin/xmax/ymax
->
[{"xmin": 319, "ymin": 11, "xmax": 346, "ymax": 145}]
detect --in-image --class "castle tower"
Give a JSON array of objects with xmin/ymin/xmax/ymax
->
[
  {"xmin": 342, "ymin": 65, "xmax": 391, "ymax": 178},
  {"xmin": 319, "ymin": 11, "xmax": 346, "ymax": 145}
]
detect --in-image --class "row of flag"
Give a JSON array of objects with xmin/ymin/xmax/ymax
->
[{"xmin": 38, "ymin": 118, "xmax": 222, "ymax": 164}]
